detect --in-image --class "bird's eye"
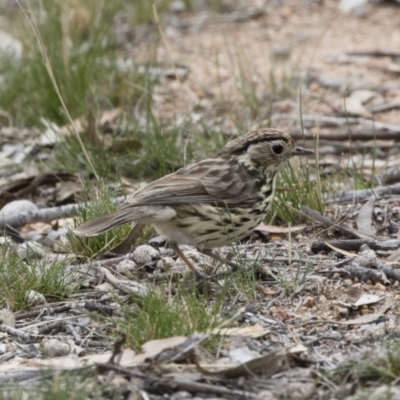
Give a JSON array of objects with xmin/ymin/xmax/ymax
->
[{"xmin": 272, "ymin": 144, "xmax": 283, "ymax": 155}]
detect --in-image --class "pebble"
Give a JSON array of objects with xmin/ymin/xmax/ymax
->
[
  {"xmin": 133, "ymin": 245, "xmax": 159, "ymax": 264},
  {"xmin": 17, "ymin": 242, "xmax": 47, "ymax": 260},
  {"xmin": 156, "ymin": 256, "xmax": 176, "ymax": 271},
  {"xmin": 0, "ymin": 199, "xmax": 37, "ymax": 220},
  {"xmin": 25, "ymin": 231, "xmax": 44, "ymax": 242},
  {"xmin": 41, "ymin": 339, "xmax": 70, "ymax": 357},
  {"xmin": 25, "ymin": 290, "xmax": 46, "ymax": 306},
  {"xmin": 47, "ymin": 230, "xmax": 64, "ymax": 242},
  {"xmin": 116, "ymin": 259, "xmax": 137, "ymax": 278}
]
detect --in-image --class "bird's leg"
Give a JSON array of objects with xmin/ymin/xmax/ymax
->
[
  {"xmin": 171, "ymin": 243, "xmax": 209, "ymax": 279},
  {"xmin": 199, "ymin": 249, "xmax": 239, "ymax": 273}
]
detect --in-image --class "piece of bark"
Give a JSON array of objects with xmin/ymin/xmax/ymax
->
[
  {"xmin": 374, "ymin": 261, "xmax": 400, "ymax": 282},
  {"xmin": 342, "ymin": 264, "xmax": 389, "ymax": 284},
  {"xmin": 356, "ymin": 196, "xmax": 376, "ymax": 235}
]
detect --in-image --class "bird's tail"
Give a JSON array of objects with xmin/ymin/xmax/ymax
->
[{"xmin": 73, "ymin": 209, "xmax": 132, "ymax": 236}]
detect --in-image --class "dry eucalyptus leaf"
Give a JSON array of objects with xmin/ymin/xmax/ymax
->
[
  {"xmin": 357, "ymin": 196, "xmax": 376, "ymax": 235},
  {"xmin": 0, "ymin": 309, "xmax": 15, "ymax": 327},
  {"xmin": 212, "ymin": 323, "xmax": 270, "ymax": 338}
]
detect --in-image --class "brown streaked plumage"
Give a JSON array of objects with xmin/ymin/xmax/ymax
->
[{"xmin": 74, "ymin": 128, "xmax": 313, "ymax": 277}]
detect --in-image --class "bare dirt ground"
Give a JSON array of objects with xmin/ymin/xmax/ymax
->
[{"xmin": 1, "ymin": 0, "xmax": 400, "ymax": 399}]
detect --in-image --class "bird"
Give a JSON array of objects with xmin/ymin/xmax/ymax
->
[{"xmin": 74, "ymin": 128, "xmax": 314, "ymax": 277}]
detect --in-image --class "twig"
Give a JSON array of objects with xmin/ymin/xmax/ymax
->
[
  {"xmin": 342, "ymin": 265, "xmax": 389, "ymax": 284},
  {"xmin": 0, "ymin": 196, "xmax": 125, "ymax": 229},
  {"xmin": 97, "ymin": 363, "xmax": 256, "ymax": 398},
  {"xmin": 301, "ymin": 206, "xmax": 373, "ymax": 239},
  {"xmin": 98, "ymin": 266, "xmax": 148, "ymax": 295},
  {"xmin": 0, "ymin": 324, "xmax": 38, "ymax": 341},
  {"xmin": 374, "ymin": 261, "xmax": 400, "ymax": 282}
]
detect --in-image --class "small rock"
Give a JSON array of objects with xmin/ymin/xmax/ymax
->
[
  {"xmin": 356, "ymin": 249, "xmax": 377, "ymax": 268},
  {"xmin": 159, "ymin": 247, "xmax": 175, "ymax": 257},
  {"xmin": 255, "ymin": 391, "xmax": 277, "ymax": 400},
  {"xmin": 148, "ymin": 235, "xmax": 166, "ymax": 246},
  {"xmin": 25, "ymin": 231, "xmax": 44, "ymax": 242},
  {"xmin": 0, "ymin": 200, "xmax": 38, "ymax": 220},
  {"xmin": 285, "ymin": 381, "xmax": 315, "ymax": 400},
  {"xmin": 156, "ymin": 256, "xmax": 176, "ymax": 271},
  {"xmin": 25, "ymin": 290, "xmax": 46, "ymax": 306},
  {"xmin": 17, "ymin": 242, "xmax": 47, "ymax": 260},
  {"xmin": 47, "ymin": 230, "xmax": 64, "ymax": 242},
  {"xmin": 170, "ymin": 391, "xmax": 192, "ymax": 400},
  {"xmin": 374, "ymin": 282, "xmax": 386, "ymax": 291},
  {"xmin": 41, "ymin": 339, "xmax": 70, "ymax": 357},
  {"xmin": 319, "ymin": 295, "xmax": 327, "ymax": 303},
  {"xmin": 133, "ymin": 245, "xmax": 159, "ymax": 264},
  {"xmin": 116, "ymin": 259, "xmax": 137, "ymax": 278},
  {"xmin": 39, "ymin": 236, "xmax": 55, "ymax": 249},
  {"xmin": 335, "ymin": 306, "xmax": 349, "ymax": 316}
]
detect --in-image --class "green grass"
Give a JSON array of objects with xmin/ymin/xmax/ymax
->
[
  {"xmin": 0, "ymin": 1, "xmax": 134, "ymax": 126},
  {"xmin": 0, "ymin": 248, "xmax": 78, "ymax": 311},
  {"xmin": 268, "ymin": 153, "xmax": 324, "ymax": 224},
  {"xmin": 116, "ymin": 285, "xmax": 224, "ymax": 352},
  {"xmin": 67, "ymin": 180, "xmax": 131, "ymax": 258},
  {"xmin": 272, "ymin": 258, "xmax": 313, "ymax": 294}
]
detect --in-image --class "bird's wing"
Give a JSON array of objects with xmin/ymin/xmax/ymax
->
[{"xmin": 121, "ymin": 158, "xmax": 256, "ymax": 209}]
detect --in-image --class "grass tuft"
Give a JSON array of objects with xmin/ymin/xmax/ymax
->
[
  {"xmin": 67, "ymin": 180, "xmax": 130, "ymax": 258},
  {"xmin": 269, "ymin": 147, "xmax": 324, "ymax": 224},
  {"xmin": 0, "ymin": 248, "xmax": 78, "ymax": 311},
  {"xmin": 117, "ymin": 285, "xmax": 223, "ymax": 352}
]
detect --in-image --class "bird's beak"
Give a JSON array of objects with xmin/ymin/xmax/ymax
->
[{"xmin": 292, "ymin": 146, "xmax": 314, "ymax": 157}]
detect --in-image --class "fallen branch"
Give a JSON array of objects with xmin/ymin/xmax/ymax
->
[
  {"xmin": 342, "ymin": 265, "xmax": 389, "ymax": 284},
  {"xmin": 375, "ymin": 262, "xmax": 400, "ymax": 282},
  {"xmin": 0, "ymin": 196, "xmax": 125, "ymax": 229},
  {"xmin": 310, "ymin": 239, "xmax": 400, "ymax": 253},
  {"xmin": 327, "ymin": 183, "xmax": 400, "ymax": 204}
]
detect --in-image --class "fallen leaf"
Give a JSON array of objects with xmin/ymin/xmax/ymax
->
[
  {"xmin": 328, "ymin": 296, "xmax": 393, "ymax": 325},
  {"xmin": 342, "ymin": 96, "xmax": 372, "ymax": 118},
  {"xmin": 0, "ymin": 309, "xmax": 15, "ymax": 327},
  {"xmin": 333, "ymin": 294, "xmax": 384, "ymax": 309},
  {"xmin": 256, "ymin": 223, "xmax": 307, "ymax": 234},
  {"xmin": 212, "ymin": 323, "xmax": 270, "ymax": 338},
  {"xmin": 353, "ymin": 294, "xmax": 384, "ymax": 307},
  {"xmin": 357, "ymin": 195, "xmax": 376, "ymax": 235}
]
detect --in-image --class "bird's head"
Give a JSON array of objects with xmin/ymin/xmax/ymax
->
[{"xmin": 218, "ymin": 128, "xmax": 314, "ymax": 175}]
